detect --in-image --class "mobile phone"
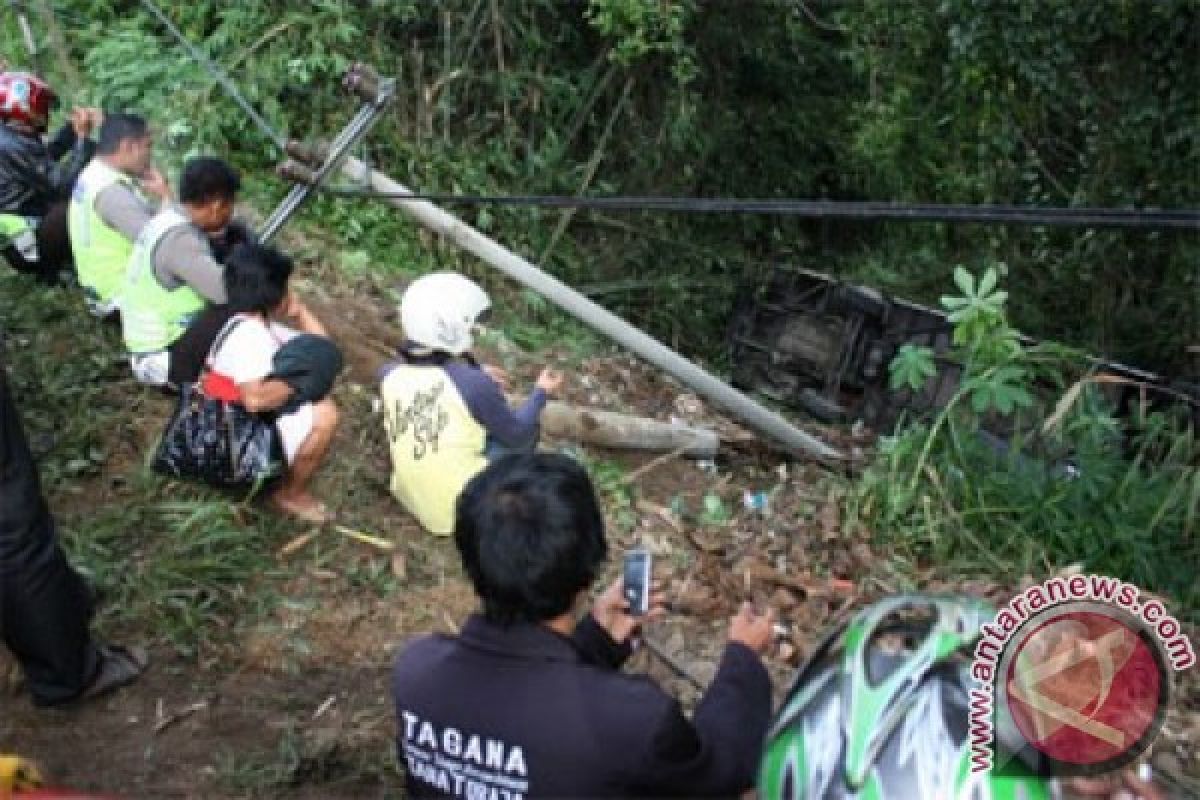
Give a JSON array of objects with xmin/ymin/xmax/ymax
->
[{"xmin": 623, "ymin": 549, "xmax": 652, "ymax": 616}]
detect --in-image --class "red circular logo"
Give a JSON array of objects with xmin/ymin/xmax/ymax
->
[{"xmin": 1001, "ymin": 605, "xmax": 1168, "ymax": 773}]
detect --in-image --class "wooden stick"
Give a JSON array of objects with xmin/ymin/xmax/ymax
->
[{"xmin": 334, "ymin": 524, "xmax": 395, "ymax": 551}]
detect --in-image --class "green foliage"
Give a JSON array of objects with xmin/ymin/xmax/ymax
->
[
  {"xmin": 2, "ymin": 0, "xmax": 1193, "ymax": 371},
  {"xmin": 586, "ymin": 0, "xmax": 697, "ymax": 81},
  {"xmin": 936, "ymin": 266, "xmax": 1034, "ymax": 415},
  {"xmin": 830, "ymin": 0, "xmax": 1198, "ymax": 371},
  {"xmin": 571, "ymin": 450, "xmax": 637, "ymax": 532},
  {"xmin": 889, "ymin": 344, "xmax": 937, "ymax": 392},
  {"xmin": 856, "ymin": 269, "xmax": 1199, "ymax": 614},
  {"xmin": 942, "ymin": 267, "xmax": 1007, "ymax": 349},
  {"xmin": 964, "ymin": 367, "xmax": 1033, "ymax": 415}
]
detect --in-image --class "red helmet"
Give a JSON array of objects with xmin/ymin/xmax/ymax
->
[{"xmin": 0, "ymin": 71, "xmax": 57, "ymax": 132}]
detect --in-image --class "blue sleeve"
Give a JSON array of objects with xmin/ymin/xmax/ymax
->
[{"xmin": 445, "ymin": 363, "xmax": 546, "ymax": 446}]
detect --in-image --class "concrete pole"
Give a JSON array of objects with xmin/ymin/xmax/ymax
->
[{"xmin": 338, "ymin": 156, "xmax": 845, "ymax": 462}]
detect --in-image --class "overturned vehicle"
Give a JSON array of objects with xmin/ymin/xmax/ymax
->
[{"xmin": 728, "ymin": 266, "xmax": 1199, "ymax": 433}]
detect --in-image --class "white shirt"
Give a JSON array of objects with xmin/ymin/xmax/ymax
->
[{"xmin": 210, "ymin": 314, "xmax": 313, "ymax": 463}]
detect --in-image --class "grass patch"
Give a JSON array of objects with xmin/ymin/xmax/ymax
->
[
  {"xmin": 215, "ymin": 719, "xmax": 402, "ymax": 797},
  {"xmin": 63, "ymin": 496, "xmax": 291, "ymax": 657}
]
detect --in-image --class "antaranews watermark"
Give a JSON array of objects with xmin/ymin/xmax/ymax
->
[{"xmin": 968, "ymin": 574, "xmax": 1195, "ymax": 777}]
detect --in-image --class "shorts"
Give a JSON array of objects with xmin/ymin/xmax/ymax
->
[{"xmin": 276, "ymin": 402, "xmax": 314, "ymax": 464}]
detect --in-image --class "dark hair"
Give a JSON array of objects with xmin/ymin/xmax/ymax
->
[
  {"xmin": 400, "ymin": 342, "xmax": 478, "ymax": 369},
  {"xmin": 95, "ymin": 112, "xmax": 148, "ymax": 155},
  {"xmin": 224, "ymin": 241, "xmax": 294, "ymax": 314},
  {"xmin": 179, "ymin": 157, "xmax": 240, "ymax": 205},
  {"xmin": 455, "ymin": 453, "xmax": 608, "ymax": 626}
]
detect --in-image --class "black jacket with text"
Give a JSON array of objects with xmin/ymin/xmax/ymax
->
[{"xmin": 391, "ymin": 613, "xmax": 772, "ymax": 799}]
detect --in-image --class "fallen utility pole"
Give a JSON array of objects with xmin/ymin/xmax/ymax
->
[{"xmin": 327, "ymin": 156, "xmax": 844, "ymax": 462}]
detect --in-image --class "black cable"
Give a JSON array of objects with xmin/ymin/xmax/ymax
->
[{"xmin": 315, "ymin": 186, "xmax": 1200, "ymax": 230}]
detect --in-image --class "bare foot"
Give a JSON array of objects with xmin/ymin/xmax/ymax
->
[{"xmin": 270, "ymin": 490, "xmax": 330, "ymax": 524}]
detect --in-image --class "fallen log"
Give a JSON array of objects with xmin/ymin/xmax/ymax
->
[{"xmin": 540, "ymin": 401, "xmax": 719, "ymax": 457}]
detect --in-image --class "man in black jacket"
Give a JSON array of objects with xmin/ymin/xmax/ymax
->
[
  {"xmin": 0, "ymin": 354, "xmax": 146, "ymax": 706},
  {"xmin": 392, "ymin": 452, "xmax": 775, "ymax": 798},
  {"xmin": 0, "ymin": 70, "xmax": 101, "ymax": 283}
]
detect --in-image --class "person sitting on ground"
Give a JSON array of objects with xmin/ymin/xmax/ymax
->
[
  {"xmin": 391, "ymin": 452, "xmax": 775, "ymax": 797},
  {"xmin": 120, "ymin": 156, "xmax": 248, "ymax": 388},
  {"xmin": 0, "ymin": 70, "xmax": 102, "ymax": 284},
  {"xmin": 380, "ymin": 271, "xmax": 563, "ymax": 535},
  {"xmin": 68, "ymin": 112, "xmax": 170, "ymax": 316},
  {"xmin": 0, "ymin": 352, "xmax": 147, "ymax": 707},
  {"xmin": 207, "ymin": 241, "xmax": 339, "ymax": 523}
]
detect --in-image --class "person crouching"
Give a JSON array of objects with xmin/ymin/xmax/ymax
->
[
  {"xmin": 207, "ymin": 242, "xmax": 339, "ymax": 523},
  {"xmin": 380, "ymin": 272, "xmax": 562, "ymax": 535}
]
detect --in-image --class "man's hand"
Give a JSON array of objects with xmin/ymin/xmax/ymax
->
[
  {"xmin": 728, "ymin": 602, "xmax": 775, "ymax": 656},
  {"xmin": 535, "ymin": 367, "xmax": 564, "ymax": 396},
  {"xmin": 592, "ymin": 577, "xmax": 667, "ymax": 645},
  {"xmin": 69, "ymin": 107, "xmax": 103, "ymax": 139},
  {"xmin": 139, "ymin": 166, "xmax": 172, "ymax": 203}
]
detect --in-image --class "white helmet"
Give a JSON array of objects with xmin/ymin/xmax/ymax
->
[{"xmin": 400, "ymin": 272, "xmax": 491, "ymax": 355}]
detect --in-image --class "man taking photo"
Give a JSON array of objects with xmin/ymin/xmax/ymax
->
[{"xmin": 392, "ymin": 452, "xmax": 775, "ymax": 798}]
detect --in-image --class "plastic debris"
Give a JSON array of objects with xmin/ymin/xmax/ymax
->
[{"xmin": 742, "ymin": 490, "xmax": 769, "ymax": 514}]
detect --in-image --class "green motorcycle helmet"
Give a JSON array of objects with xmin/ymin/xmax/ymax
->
[{"xmin": 758, "ymin": 594, "xmax": 1057, "ymax": 800}]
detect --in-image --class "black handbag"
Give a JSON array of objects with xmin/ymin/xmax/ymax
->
[{"xmin": 151, "ymin": 317, "xmax": 286, "ymax": 490}]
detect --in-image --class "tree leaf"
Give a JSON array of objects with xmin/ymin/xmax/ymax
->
[
  {"xmin": 953, "ymin": 265, "xmax": 974, "ymax": 296},
  {"xmin": 978, "ymin": 267, "xmax": 998, "ymax": 297}
]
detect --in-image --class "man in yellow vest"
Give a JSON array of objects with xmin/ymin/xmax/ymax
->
[
  {"xmin": 380, "ymin": 272, "xmax": 563, "ymax": 534},
  {"xmin": 68, "ymin": 112, "xmax": 170, "ymax": 316},
  {"xmin": 120, "ymin": 156, "xmax": 246, "ymax": 387}
]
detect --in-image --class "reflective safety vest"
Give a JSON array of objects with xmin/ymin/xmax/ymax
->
[
  {"xmin": 68, "ymin": 159, "xmax": 138, "ymax": 307},
  {"xmin": 0, "ymin": 212, "xmax": 36, "ymax": 260},
  {"xmin": 0, "ymin": 212, "xmax": 31, "ymax": 242},
  {"xmin": 120, "ymin": 207, "xmax": 206, "ymax": 353},
  {"xmin": 381, "ymin": 364, "xmax": 487, "ymax": 535}
]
